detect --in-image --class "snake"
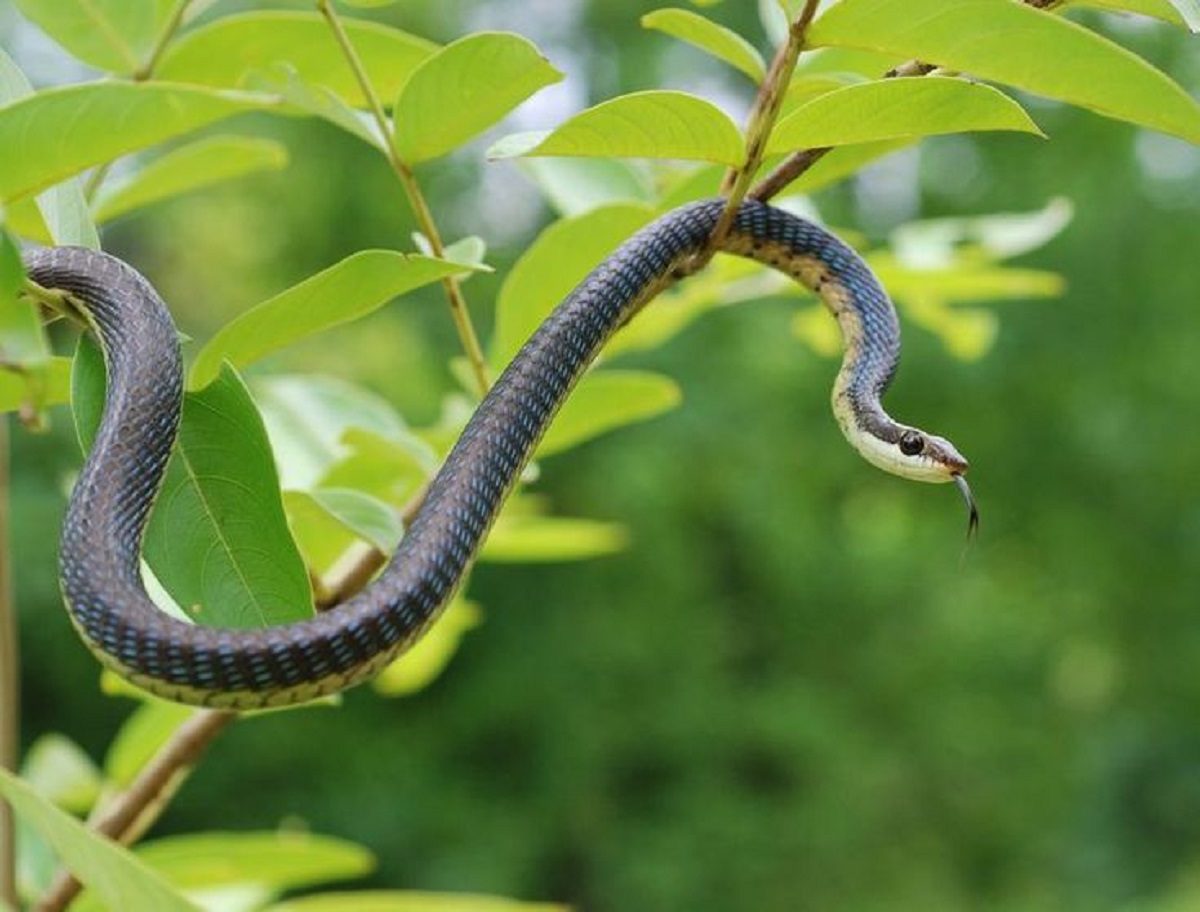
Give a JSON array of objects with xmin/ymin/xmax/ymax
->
[{"xmin": 24, "ymin": 198, "xmax": 975, "ymax": 709}]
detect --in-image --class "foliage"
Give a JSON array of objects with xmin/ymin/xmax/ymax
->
[{"xmin": 0, "ymin": 0, "xmax": 1196, "ymax": 910}]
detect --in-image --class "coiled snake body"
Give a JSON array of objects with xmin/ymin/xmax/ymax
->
[{"xmin": 26, "ymin": 199, "xmax": 973, "ymax": 709}]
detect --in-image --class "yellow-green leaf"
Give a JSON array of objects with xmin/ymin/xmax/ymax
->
[
  {"xmin": 158, "ymin": 12, "xmax": 437, "ymax": 110},
  {"xmin": 518, "ymin": 158, "xmax": 654, "ymax": 216},
  {"xmin": 11, "ymin": 0, "xmax": 178, "ymax": 74},
  {"xmin": 0, "ymin": 768, "xmax": 199, "ymax": 912},
  {"xmin": 0, "ymin": 357, "xmax": 71, "ymax": 415},
  {"xmin": 373, "ymin": 597, "xmax": 480, "ymax": 696},
  {"xmin": 538, "ymin": 370, "xmax": 682, "ymax": 457},
  {"xmin": 483, "ymin": 515, "xmax": 628, "ymax": 563},
  {"xmin": 0, "ymin": 83, "xmax": 274, "ymax": 204},
  {"xmin": 488, "ymin": 91, "xmax": 745, "ymax": 166},
  {"xmin": 767, "ymin": 77, "xmax": 1043, "ymax": 153},
  {"xmin": 642, "ymin": 8, "xmax": 766, "ymax": 81},
  {"xmin": 94, "ymin": 136, "xmax": 289, "ymax": 224},
  {"xmin": 394, "ymin": 32, "xmax": 562, "ymax": 163},
  {"xmin": 20, "ymin": 735, "xmax": 102, "ymax": 815},
  {"xmin": 189, "ymin": 252, "xmax": 482, "ymax": 390},
  {"xmin": 1070, "ymin": 0, "xmax": 1200, "ymax": 31},
  {"xmin": 809, "ymin": 0, "xmax": 1200, "ymax": 142},
  {"xmin": 265, "ymin": 890, "xmax": 566, "ymax": 912}
]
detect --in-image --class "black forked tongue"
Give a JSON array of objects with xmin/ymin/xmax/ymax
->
[{"xmin": 953, "ymin": 474, "xmax": 979, "ymax": 540}]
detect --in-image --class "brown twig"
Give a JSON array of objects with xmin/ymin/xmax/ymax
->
[{"xmin": 34, "ymin": 710, "xmax": 236, "ymax": 912}]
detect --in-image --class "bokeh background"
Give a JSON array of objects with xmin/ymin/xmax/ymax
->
[{"xmin": 5, "ymin": 1, "xmax": 1200, "ymax": 909}]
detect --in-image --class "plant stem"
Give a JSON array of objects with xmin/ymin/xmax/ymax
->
[
  {"xmin": 34, "ymin": 710, "xmax": 236, "ymax": 912},
  {"xmin": 316, "ymin": 0, "xmax": 490, "ymax": 396},
  {"xmin": 0, "ymin": 416, "xmax": 17, "ymax": 912},
  {"xmin": 703, "ymin": 0, "xmax": 820, "ymax": 254}
]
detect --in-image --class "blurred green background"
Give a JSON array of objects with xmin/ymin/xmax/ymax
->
[{"xmin": 6, "ymin": 1, "xmax": 1200, "ymax": 910}]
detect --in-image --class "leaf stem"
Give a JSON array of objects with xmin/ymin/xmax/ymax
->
[
  {"xmin": 316, "ymin": 0, "xmax": 490, "ymax": 396},
  {"xmin": 33, "ymin": 709, "xmax": 236, "ymax": 912},
  {"xmin": 0, "ymin": 416, "xmax": 17, "ymax": 912}
]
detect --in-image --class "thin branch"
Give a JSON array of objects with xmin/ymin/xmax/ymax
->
[
  {"xmin": 0, "ymin": 416, "xmax": 17, "ymax": 912},
  {"xmin": 705, "ymin": 0, "xmax": 821, "ymax": 254},
  {"xmin": 316, "ymin": 0, "xmax": 490, "ymax": 397},
  {"xmin": 34, "ymin": 710, "xmax": 236, "ymax": 912}
]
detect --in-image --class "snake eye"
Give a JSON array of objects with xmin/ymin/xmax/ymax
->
[{"xmin": 898, "ymin": 431, "xmax": 925, "ymax": 457}]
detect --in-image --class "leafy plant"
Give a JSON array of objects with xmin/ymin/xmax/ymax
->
[{"xmin": 0, "ymin": 0, "xmax": 1195, "ymax": 909}]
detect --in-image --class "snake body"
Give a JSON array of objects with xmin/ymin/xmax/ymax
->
[{"xmin": 26, "ymin": 199, "xmax": 971, "ymax": 709}]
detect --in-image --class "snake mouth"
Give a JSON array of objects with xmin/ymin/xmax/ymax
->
[{"xmin": 952, "ymin": 474, "xmax": 979, "ymax": 539}]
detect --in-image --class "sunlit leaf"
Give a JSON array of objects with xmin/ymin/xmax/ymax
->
[
  {"xmin": 519, "ymin": 158, "xmax": 654, "ymax": 216},
  {"xmin": 93, "ymin": 136, "xmax": 289, "ymax": 224},
  {"xmin": 319, "ymin": 428, "xmax": 434, "ymax": 508},
  {"xmin": 767, "ymin": 77, "xmax": 1043, "ymax": 153},
  {"xmin": 490, "ymin": 204, "xmax": 655, "ymax": 371},
  {"xmin": 890, "ymin": 198, "xmax": 1074, "ymax": 266},
  {"xmin": 809, "ymin": 0, "xmax": 1200, "ymax": 141},
  {"xmin": 11, "ymin": 0, "xmax": 178, "ymax": 74},
  {"xmin": 158, "ymin": 12, "xmax": 437, "ymax": 109},
  {"xmin": 538, "ymin": 370, "xmax": 682, "ymax": 457},
  {"xmin": 265, "ymin": 890, "xmax": 566, "ymax": 912},
  {"xmin": 394, "ymin": 32, "xmax": 562, "ymax": 163},
  {"xmin": 488, "ymin": 91, "xmax": 745, "ymax": 165},
  {"xmin": 189, "ymin": 252, "xmax": 482, "ymax": 390},
  {"xmin": 249, "ymin": 63, "xmax": 382, "ymax": 149},
  {"xmin": 20, "ymin": 734, "xmax": 102, "ymax": 815},
  {"xmin": 1070, "ymin": 0, "xmax": 1200, "ymax": 31},
  {"xmin": 0, "ymin": 768, "xmax": 198, "ymax": 912},
  {"xmin": 483, "ymin": 515, "xmax": 628, "ymax": 563},
  {"xmin": 642, "ymin": 8, "xmax": 766, "ymax": 81},
  {"xmin": 871, "ymin": 256, "xmax": 1066, "ymax": 304},
  {"xmin": 285, "ymin": 487, "xmax": 402, "ymax": 575},
  {"xmin": 73, "ymin": 344, "xmax": 315, "ymax": 628},
  {"xmin": 0, "ymin": 356, "xmax": 71, "ymax": 415},
  {"xmin": 373, "ymin": 597, "xmax": 480, "ymax": 696},
  {"xmin": 0, "ymin": 83, "xmax": 275, "ymax": 204}
]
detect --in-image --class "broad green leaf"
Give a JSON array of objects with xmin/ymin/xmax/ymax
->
[
  {"xmin": 488, "ymin": 91, "xmax": 745, "ymax": 166},
  {"xmin": 490, "ymin": 204, "xmax": 655, "ymax": 371},
  {"xmin": 519, "ymin": 158, "xmax": 654, "ymax": 216},
  {"xmin": 0, "ymin": 768, "xmax": 199, "ymax": 912},
  {"xmin": 20, "ymin": 734, "xmax": 103, "ymax": 815},
  {"xmin": 309, "ymin": 488, "xmax": 403, "ymax": 552},
  {"xmin": 642, "ymin": 8, "xmax": 766, "ymax": 81},
  {"xmin": 0, "ymin": 49, "xmax": 97, "ymax": 247},
  {"xmin": 1070, "ymin": 0, "xmax": 1200, "ymax": 30},
  {"xmin": 394, "ymin": 32, "xmax": 562, "ymax": 163},
  {"xmin": 248, "ymin": 64, "xmax": 383, "ymax": 150},
  {"xmin": 284, "ymin": 490, "xmax": 359, "ymax": 575},
  {"xmin": 808, "ymin": 0, "xmax": 1200, "ymax": 142},
  {"xmin": 0, "ymin": 230, "xmax": 23, "ymax": 305},
  {"xmin": 537, "ymin": 370, "xmax": 682, "ymax": 457},
  {"xmin": 482, "ymin": 515, "xmax": 628, "ymax": 563},
  {"xmin": 767, "ymin": 77, "xmax": 1043, "ymax": 153},
  {"xmin": 781, "ymin": 140, "xmax": 912, "ymax": 195},
  {"xmin": 189, "ymin": 252, "xmax": 481, "ymax": 390},
  {"xmin": 0, "ymin": 356, "xmax": 71, "ymax": 415},
  {"xmin": 285, "ymin": 487, "xmax": 402, "ymax": 575},
  {"xmin": 320, "ymin": 428, "xmax": 434, "ymax": 508},
  {"xmin": 73, "ymin": 343, "xmax": 315, "ymax": 628},
  {"xmin": 793, "ymin": 47, "xmax": 901, "ymax": 79},
  {"xmin": 374, "ymin": 597, "xmax": 480, "ymax": 696},
  {"xmin": 265, "ymin": 891, "xmax": 566, "ymax": 912},
  {"xmin": 0, "ymin": 83, "xmax": 275, "ymax": 204},
  {"xmin": 872, "ymin": 258, "xmax": 1066, "ymax": 304},
  {"xmin": 133, "ymin": 832, "xmax": 373, "ymax": 894},
  {"xmin": 104, "ymin": 702, "xmax": 195, "ymax": 788},
  {"xmin": 254, "ymin": 374, "xmax": 414, "ymax": 491},
  {"xmin": 93, "ymin": 136, "xmax": 289, "ymax": 224},
  {"xmin": 11, "ymin": 0, "xmax": 178, "ymax": 74},
  {"xmin": 158, "ymin": 12, "xmax": 437, "ymax": 110}
]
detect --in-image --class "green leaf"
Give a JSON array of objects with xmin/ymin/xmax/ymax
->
[
  {"xmin": 1070, "ymin": 0, "xmax": 1200, "ymax": 31},
  {"xmin": 0, "ymin": 768, "xmax": 199, "ymax": 912},
  {"xmin": 0, "ymin": 356, "xmax": 71, "ymax": 415},
  {"xmin": 20, "ymin": 734, "xmax": 103, "ymax": 815},
  {"xmin": 483, "ymin": 514, "xmax": 628, "ymax": 563},
  {"xmin": 11, "ymin": 0, "xmax": 178, "ymax": 74},
  {"xmin": 253, "ymin": 374, "xmax": 414, "ymax": 491},
  {"xmin": 890, "ymin": 198, "xmax": 1074, "ymax": 265},
  {"xmin": 871, "ymin": 256, "xmax": 1066, "ymax": 305},
  {"xmin": 767, "ymin": 77, "xmax": 1043, "ymax": 153},
  {"xmin": 781, "ymin": 140, "xmax": 912, "ymax": 194},
  {"xmin": 538, "ymin": 370, "xmax": 682, "ymax": 457},
  {"xmin": 93, "ymin": 136, "xmax": 289, "ymax": 224},
  {"xmin": 249, "ymin": 64, "xmax": 383, "ymax": 149},
  {"xmin": 189, "ymin": 252, "xmax": 481, "ymax": 390},
  {"xmin": 488, "ymin": 91, "xmax": 745, "ymax": 166},
  {"xmin": 642, "ymin": 8, "xmax": 766, "ymax": 81},
  {"xmin": 393, "ymin": 32, "xmax": 562, "ymax": 163},
  {"xmin": 73, "ymin": 344, "xmax": 315, "ymax": 628},
  {"xmin": 133, "ymin": 831, "xmax": 373, "ymax": 894},
  {"xmin": 265, "ymin": 891, "xmax": 566, "ymax": 912},
  {"xmin": 308, "ymin": 488, "xmax": 403, "ymax": 552},
  {"xmin": 0, "ymin": 83, "xmax": 275, "ymax": 204},
  {"xmin": 104, "ymin": 702, "xmax": 195, "ymax": 788},
  {"xmin": 320, "ymin": 428, "xmax": 434, "ymax": 508},
  {"xmin": 808, "ymin": 0, "xmax": 1200, "ymax": 142},
  {"xmin": 285, "ymin": 488, "xmax": 402, "ymax": 575},
  {"xmin": 490, "ymin": 204, "xmax": 655, "ymax": 371},
  {"xmin": 373, "ymin": 597, "xmax": 480, "ymax": 696},
  {"xmin": 518, "ymin": 158, "xmax": 654, "ymax": 216},
  {"xmin": 158, "ymin": 12, "xmax": 437, "ymax": 110}
]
